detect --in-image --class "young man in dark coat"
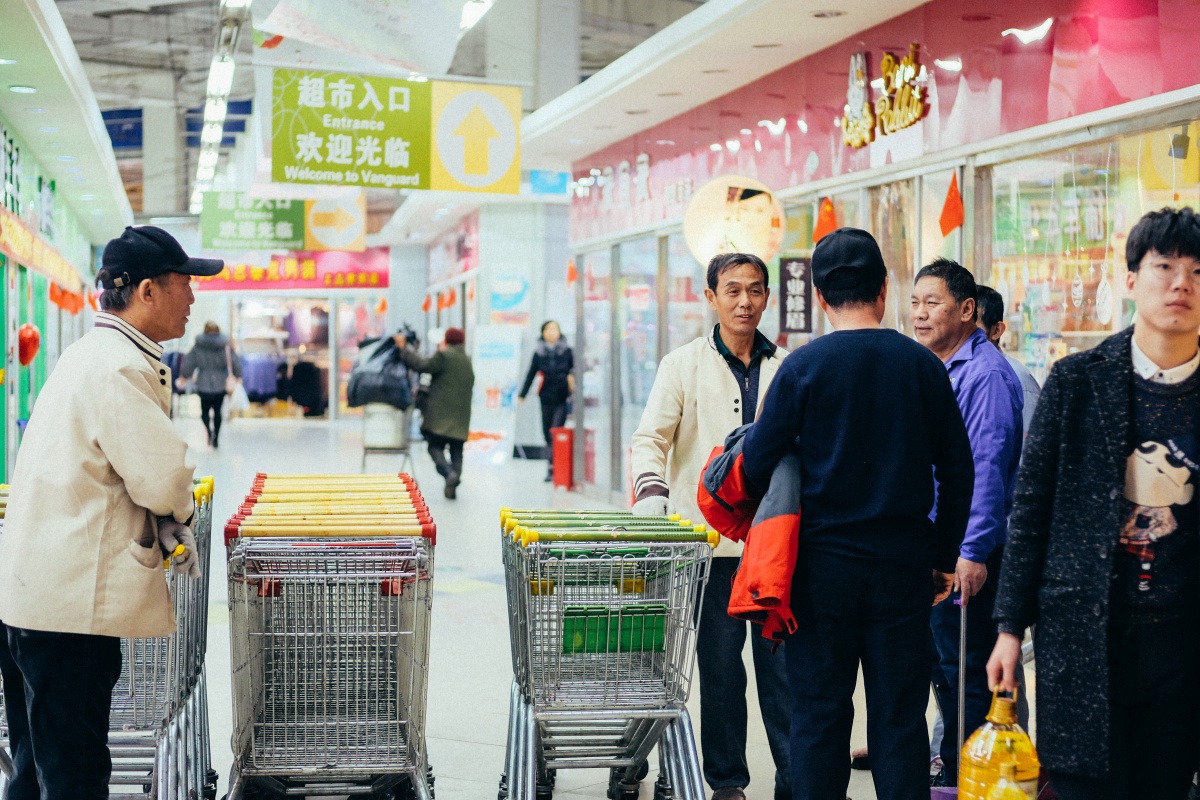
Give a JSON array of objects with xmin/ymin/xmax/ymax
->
[{"xmin": 989, "ymin": 206, "xmax": 1200, "ymax": 800}]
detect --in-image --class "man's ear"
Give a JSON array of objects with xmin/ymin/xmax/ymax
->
[
  {"xmin": 962, "ymin": 296, "xmax": 977, "ymax": 322},
  {"xmin": 135, "ymin": 278, "xmax": 156, "ymax": 304}
]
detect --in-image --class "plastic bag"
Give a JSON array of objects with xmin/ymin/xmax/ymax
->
[{"xmin": 226, "ymin": 381, "xmax": 250, "ymax": 417}]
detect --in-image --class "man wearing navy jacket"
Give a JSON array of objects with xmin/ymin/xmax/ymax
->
[{"xmin": 742, "ymin": 228, "xmax": 974, "ymax": 800}]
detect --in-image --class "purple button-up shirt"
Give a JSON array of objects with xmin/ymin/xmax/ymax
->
[{"xmin": 944, "ymin": 327, "xmax": 1024, "ymax": 563}]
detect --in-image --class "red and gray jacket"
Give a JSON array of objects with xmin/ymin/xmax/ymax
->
[{"xmin": 698, "ymin": 424, "xmax": 801, "ymax": 642}]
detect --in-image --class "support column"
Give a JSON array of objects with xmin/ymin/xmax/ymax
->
[
  {"xmin": 141, "ymin": 77, "xmax": 181, "ymax": 215},
  {"xmin": 486, "ymin": 0, "xmax": 580, "ymax": 113},
  {"xmin": 387, "ymin": 246, "xmax": 428, "ymax": 333}
]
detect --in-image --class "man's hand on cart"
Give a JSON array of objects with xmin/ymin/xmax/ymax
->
[
  {"xmin": 158, "ymin": 520, "xmax": 202, "ymax": 579},
  {"xmin": 632, "ymin": 495, "xmax": 676, "ymax": 517}
]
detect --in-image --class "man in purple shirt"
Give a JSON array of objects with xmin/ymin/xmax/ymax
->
[{"xmin": 911, "ymin": 258, "xmax": 1023, "ymax": 785}]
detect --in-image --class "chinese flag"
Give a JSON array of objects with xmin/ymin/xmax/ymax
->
[
  {"xmin": 421, "ymin": 295, "xmax": 432, "ymax": 313},
  {"xmin": 566, "ymin": 258, "xmax": 578, "ymax": 285},
  {"xmin": 813, "ymin": 197, "xmax": 838, "ymax": 243},
  {"xmin": 939, "ymin": 172, "xmax": 965, "ymax": 236}
]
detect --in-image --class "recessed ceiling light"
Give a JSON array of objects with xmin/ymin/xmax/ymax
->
[
  {"xmin": 25, "ymin": 107, "xmax": 45, "ymax": 113},
  {"xmin": 0, "ymin": 59, "xmax": 16, "ymax": 66},
  {"xmin": 79, "ymin": 194, "xmax": 96, "ymax": 201},
  {"xmin": 37, "ymin": 126, "xmax": 59, "ymax": 133},
  {"xmin": 56, "ymin": 155, "xmax": 76, "ymax": 162},
  {"xmin": 8, "ymin": 85, "xmax": 36, "ymax": 94},
  {"xmin": 566, "ymin": 138, "xmax": 584, "ymax": 145},
  {"xmin": 702, "ymin": 69, "xmax": 729, "ymax": 74},
  {"xmin": 811, "ymin": 9, "xmax": 846, "ymax": 17}
]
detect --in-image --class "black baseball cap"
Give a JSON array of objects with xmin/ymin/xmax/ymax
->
[
  {"xmin": 98, "ymin": 226, "xmax": 224, "ymax": 289},
  {"xmin": 811, "ymin": 227, "xmax": 887, "ymax": 292}
]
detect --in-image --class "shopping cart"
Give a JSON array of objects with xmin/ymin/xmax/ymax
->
[
  {"xmin": 500, "ymin": 511, "xmax": 716, "ymax": 800},
  {"xmin": 361, "ymin": 404, "xmax": 417, "ymax": 474},
  {"xmin": 0, "ymin": 478, "xmax": 218, "ymax": 800},
  {"xmin": 224, "ymin": 473, "xmax": 435, "ymax": 800}
]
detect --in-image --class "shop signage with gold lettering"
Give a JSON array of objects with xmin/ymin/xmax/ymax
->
[
  {"xmin": 0, "ymin": 205, "xmax": 83, "ymax": 291},
  {"xmin": 839, "ymin": 43, "xmax": 929, "ymax": 149}
]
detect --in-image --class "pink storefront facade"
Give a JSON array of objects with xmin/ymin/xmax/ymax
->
[{"xmin": 568, "ymin": 0, "xmax": 1200, "ymax": 500}]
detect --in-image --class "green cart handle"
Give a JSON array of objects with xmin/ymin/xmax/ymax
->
[{"xmin": 520, "ymin": 527, "xmax": 718, "ymax": 548}]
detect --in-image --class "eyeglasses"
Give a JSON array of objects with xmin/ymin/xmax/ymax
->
[{"xmin": 1142, "ymin": 261, "xmax": 1200, "ymax": 287}]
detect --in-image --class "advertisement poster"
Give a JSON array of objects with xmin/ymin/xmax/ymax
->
[
  {"xmin": 467, "ymin": 325, "xmax": 523, "ymax": 465},
  {"xmin": 779, "ymin": 257, "xmax": 813, "ymax": 334}
]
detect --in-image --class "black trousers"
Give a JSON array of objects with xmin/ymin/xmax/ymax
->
[
  {"xmin": 929, "ymin": 547, "xmax": 1005, "ymax": 783},
  {"xmin": 697, "ymin": 557, "xmax": 792, "ymax": 798},
  {"xmin": 424, "ymin": 431, "xmax": 464, "ymax": 479},
  {"xmin": 539, "ymin": 398, "xmax": 568, "ymax": 468},
  {"xmin": 198, "ymin": 391, "xmax": 225, "ymax": 444},
  {"xmin": 2, "ymin": 624, "xmax": 123, "ymax": 800},
  {"xmin": 1048, "ymin": 616, "xmax": 1200, "ymax": 800},
  {"xmin": 786, "ymin": 551, "xmax": 932, "ymax": 800}
]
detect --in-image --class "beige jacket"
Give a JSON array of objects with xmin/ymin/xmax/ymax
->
[
  {"xmin": 0, "ymin": 315, "xmax": 195, "ymax": 638},
  {"xmin": 631, "ymin": 331, "xmax": 786, "ymax": 557}
]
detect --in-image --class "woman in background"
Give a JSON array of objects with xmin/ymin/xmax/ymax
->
[
  {"xmin": 519, "ymin": 320, "xmax": 574, "ymax": 481},
  {"xmin": 182, "ymin": 321, "xmax": 242, "ymax": 448}
]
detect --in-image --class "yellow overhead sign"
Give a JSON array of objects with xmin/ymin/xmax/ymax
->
[{"xmin": 430, "ymin": 81, "xmax": 521, "ymax": 194}]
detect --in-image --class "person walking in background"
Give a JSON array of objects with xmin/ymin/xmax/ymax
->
[
  {"xmin": 976, "ymin": 285, "xmax": 1041, "ymax": 433},
  {"xmin": 0, "ymin": 225, "xmax": 208, "ymax": 799},
  {"xmin": 181, "ymin": 321, "xmax": 242, "ymax": 448},
  {"xmin": 741, "ymin": 228, "xmax": 974, "ymax": 800},
  {"xmin": 396, "ymin": 327, "xmax": 475, "ymax": 499},
  {"xmin": 910, "ymin": 259, "xmax": 1023, "ymax": 787},
  {"xmin": 519, "ymin": 320, "xmax": 574, "ymax": 482},
  {"xmin": 989, "ymin": 207, "xmax": 1200, "ymax": 800},
  {"xmin": 632, "ymin": 253, "xmax": 792, "ymax": 800}
]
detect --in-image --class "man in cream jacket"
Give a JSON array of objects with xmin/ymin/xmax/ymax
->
[
  {"xmin": 0, "ymin": 226, "xmax": 219, "ymax": 800},
  {"xmin": 631, "ymin": 252, "xmax": 791, "ymax": 800}
]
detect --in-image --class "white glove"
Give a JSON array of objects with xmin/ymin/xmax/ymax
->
[
  {"xmin": 158, "ymin": 520, "xmax": 203, "ymax": 579},
  {"xmin": 632, "ymin": 496, "xmax": 676, "ymax": 518}
]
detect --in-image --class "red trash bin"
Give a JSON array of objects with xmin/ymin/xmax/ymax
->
[{"xmin": 550, "ymin": 427, "xmax": 574, "ymax": 489}]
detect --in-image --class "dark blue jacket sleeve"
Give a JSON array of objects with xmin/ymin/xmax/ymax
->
[{"xmin": 743, "ymin": 363, "xmax": 803, "ymax": 492}]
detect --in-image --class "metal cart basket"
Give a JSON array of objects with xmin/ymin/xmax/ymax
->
[{"xmin": 500, "ymin": 512, "xmax": 715, "ymax": 800}]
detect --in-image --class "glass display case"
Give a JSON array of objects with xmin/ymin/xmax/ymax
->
[
  {"xmin": 580, "ymin": 249, "xmax": 613, "ymax": 493},
  {"xmin": 618, "ymin": 236, "xmax": 659, "ymax": 500}
]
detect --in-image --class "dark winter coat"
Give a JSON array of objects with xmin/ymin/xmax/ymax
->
[
  {"xmin": 519, "ymin": 339, "xmax": 573, "ymax": 405},
  {"xmin": 181, "ymin": 333, "xmax": 242, "ymax": 395},
  {"xmin": 399, "ymin": 344, "xmax": 474, "ymax": 442},
  {"xmin": 993, "ymin": 326, "xmax": 1200, "ymax": 776}
]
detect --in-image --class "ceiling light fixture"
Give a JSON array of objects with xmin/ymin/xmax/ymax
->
[
  {"xmin": 8, "ymin": 85, "xmax": 35, "ymax": 94},
  {"xmin": 192, "ymin": 3, "xmax": 246, "ymax": 215},
  {"xmin": 24, "ymin": 107, "xmax": 45, "ymax": 113},
  {"xmin": 1002, "ymin": 18, "xmax": 1054, "ymax": 44},
  {"xmin": 79, "ymin": 194, "xmax": 96, "ymax": 201},
  {"xmin": 934, "ymin": 58, "xmax": 963, "ymax": 71},
  {"xmin": 56, "ymin": 155, "xmax": 75, "ymax": 162},
  {"xmin": 0, "ymin": 59, "xmax": 16, "ymax": 66}
]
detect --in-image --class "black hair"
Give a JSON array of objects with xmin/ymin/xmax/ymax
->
[
  {"xmin": 976, "ymin": 285, "xmax": 1005, "ymax": 330},
  {"xmin": 914, "ymin": 257, "xmax": 978, "ymax": 322},
  {"xmin": 706, "ymin": 252, "xmax": 770, "ymax": 292},
  {"xmin": 96, "ymin": 271, "xmax": 166, "ymax": 312},
  {"xmin": 540, "ymin": 320, "xmax": 563, "ymax": 340},
  {"xmin": 818, "ymin": 268, "xmax": 886, "ymax": 308},
  {"xmin": 1126, "ymin": 206, "xmax": 1200, "ymax": 271}
]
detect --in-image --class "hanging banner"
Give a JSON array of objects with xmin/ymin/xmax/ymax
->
[
  {"xmin": 201, "ymin": 190, "xmax": 367, "ymax": 251},
  {"xmin": 272, "ymin": 68, "xmax": 520, "ymax": 194},
  {"xmin": 194, "ymin": 247, "xmax": 389, "ymax": 291},
  {"xmin": 779, "ymin": 257, "xmax": 813, "ymax": 334},
  {"xmin": 467, "ymin": 325, "xmax": 523, "ymax": 466}
]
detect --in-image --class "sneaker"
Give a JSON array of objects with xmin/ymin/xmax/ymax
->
[{"xmin": 711, "ymin": 789, "xmax": 746, "ymax": 800}]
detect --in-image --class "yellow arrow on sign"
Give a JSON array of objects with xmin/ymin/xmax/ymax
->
[
  {"xmin": 454, "ymin": 104, "xmax": 500, "ymax": 175},
  {"xmin": 310, "ymin": 206, "xmax": 356, "ymax": 232}
]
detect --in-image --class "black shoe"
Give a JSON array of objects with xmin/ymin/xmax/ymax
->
[
  {"xmin": 445, "ymin": 471, "xmax": 459, "ymax": 499},
  {"xmin": 544, "ymin": 471, "xmax": 553, "ymax": 482}
]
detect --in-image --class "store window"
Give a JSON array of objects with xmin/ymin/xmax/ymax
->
[
  {"xmin": 869, "ymin": 179, "xmax": 917, "ymax": 335},
  {"xmin": 922, "ymin": 170, "xmax": 963, "ymax": 266},
  {"xmin": 990, "ymin": 122, "xmax": 1200, "ymax": 381},
  {"xmin": 618, "ymin": 236, "xmax": 658, "ymax": 499},
  {"xmin": 580, "ymin": 249, "xmax": 613, "ymax": 493},
  {"xmin": 667, "ymin": 234, "xmax": 707, "ymax": 352}
]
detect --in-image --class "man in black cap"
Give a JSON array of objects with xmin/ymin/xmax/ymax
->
[
  {"xmin": 740, "ymin": 228, "xmax": 974, "ymax": 800},
  {"xmin": 0, "ymin": 226, "xmax": 221, "ymax": 799}
]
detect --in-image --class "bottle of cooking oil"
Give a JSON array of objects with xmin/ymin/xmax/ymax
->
[
  {"xmin": 985, "ymin": 761, "xmax": 1032, "ymax": 800},
  {"xmin": 958, "ymin": 689, "xmax": 1039, "ymax": 800}
]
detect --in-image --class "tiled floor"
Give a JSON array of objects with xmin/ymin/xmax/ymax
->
[{"xmin": 183, "ymin": 414, "xmax": 1033, "ymax": 800}]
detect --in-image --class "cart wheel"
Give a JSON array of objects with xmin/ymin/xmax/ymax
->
[
  {"xmin": 607, "ymin": 770, "xmax": 641, "ymax": 800},
  {"xmin": 636, "ymin": 762, "xmax": 649, "ymax": 782},
  {"xmin": 498, "ymin": 774, "xmax": 508, "ymax": 800},
  {"xmin": 652, "ymin": 776, "xmax": 673, "ymax": 800},
  {"xmin": 536, "ymin": 783, "xmax": 553, "ymax": 800}
]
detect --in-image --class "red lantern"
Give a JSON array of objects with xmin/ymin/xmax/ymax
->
[{"xmin": 18, "ymin": 323, "xmax": 41, "ymax": 367}]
